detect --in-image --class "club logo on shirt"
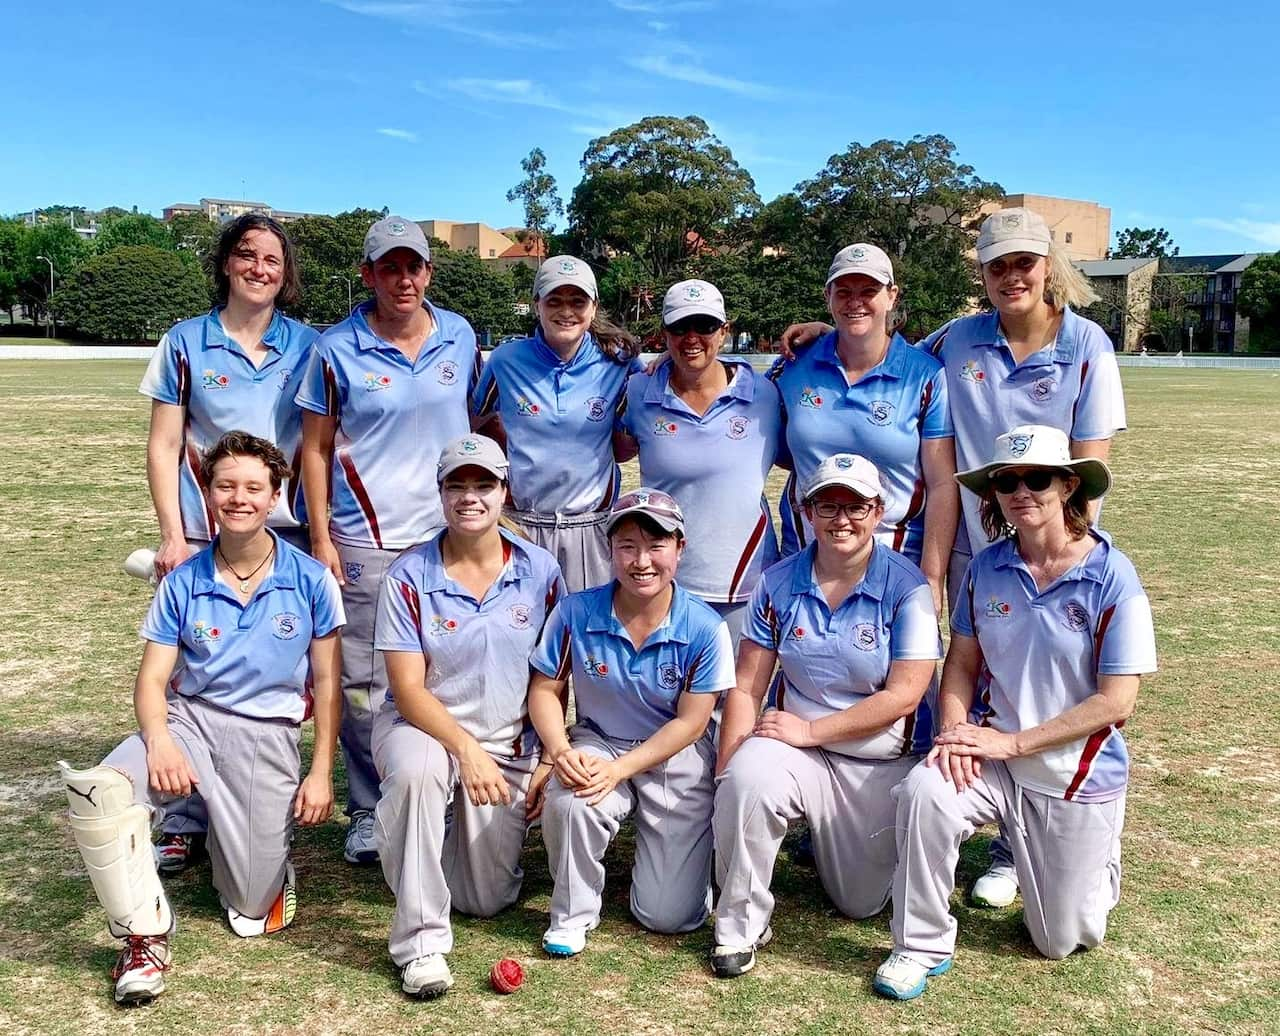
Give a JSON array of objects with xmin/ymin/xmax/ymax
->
[
  {"xmin": 272, "ymin": 612, "xmax": 302, "ymax": 640},
  {"xmin": 789, "ymin": 625, "xmax": 807, "ymax": 641},
  {"xmin": 653, "ymin": 418, "xmax": 678, "ymax": 436},
  {"xmin": 436, "ymin": 361, "xmax": 458, "ymax": 385},
  {"xmin": 1063, "ymin": 600, "xmax": 1090, "ymax": 632},
  {"xmin": 868, "ymin": 400, "xmax": 894, "ymax": 426},
  {"xmin": 201, "ymin": 369, "xmax": 230, "ymax": 390},
  {"xmin": 1031, "ymin": 377, "xmax": 1056, "ymax": 402},
  {"xmin": 278, "ymin": 368, "xmax": 293, "ymax": 391},
  {"xmin": 1007, "ymin": 433, "xmax": 1033, "ymax": 458},
  {"xmin": 344, "ymin": 562, "xmax": 364, "ymax": 583},
  {"xmin": 985, "ymin": 596, "xmax": 1012, "ymax": 618},
  {"xmin": 799, "ymin": 387, "xmax": 824, "ymax": 409},
  {"xmin": 509, "ymin": 604, "xmax": 531, "ymax": 629},
  {"xmin": 517, "ymin": 396, "xmax": 542, "ymax": 417},
  {"xmin": 726, "ymin": 416, "xmax": 750, "ymax": 440},
  {"xmin": 583, "ymin": 655, "xmax": 609, "ymax": 677},
  {"xmin": 429, "ymin": 615, "xmax": 460, "ymax": 636},
  {"xmin": 363, "ymin": 372, "xmax": 392, "ymax": 392},
  {"xmin": 852, "ymin": 623, "xmax": 878, "ymax": 651},
  {"xmin": 192, "ymin": 621, "xmax": 222, "ymax": 643},
  {"xmin": 658, "ymin": 662, "xmax": 681, "ymax": 689},
  {"xmin": 585, "ymin": 396, "xmax": 608, "ymax": 422},
  {"xmin": 959, "ymin": 361, "xmax": 986, "ymax": 383}
]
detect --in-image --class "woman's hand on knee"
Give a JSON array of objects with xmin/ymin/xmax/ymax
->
[
  {"xmin": 144, "ymin": 732, "xmax": 199, "ymax": 797},
  {"xmin": 553, "ymin": 748, "xmax": 599, "ymax": 790},
  {"xmin": 458, "ymin": 743, "xmax": 511, "ymax": 807},
  {"xmin": 294, "ymin": 769, "xmax": 334, "ymax": 825}
]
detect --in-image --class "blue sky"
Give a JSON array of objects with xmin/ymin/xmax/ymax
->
[{"xmin": 4, "ymin": 0, "xmax": 1276, "ymax": 255}]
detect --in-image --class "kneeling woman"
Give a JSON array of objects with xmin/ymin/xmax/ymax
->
[
  {"xmin": 529, "ymin": 489, "xmax": 736, "ymax": 956},
  {"xmin": 873, "ymin": 425, "xmax": 1156, "ymax": 1001},
  {"xmin": 712, "ymin": 454, "xmax": 940, "ymax": 978},
  {"xmin": 371, "ymin": 435, "xmax": 564, "ymax": 1000},
  {"xmin": 60, "ymin": 432, "xmax": 343, "ymax": 1005}
]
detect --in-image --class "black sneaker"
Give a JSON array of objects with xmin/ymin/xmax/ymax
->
[{"xmin": 711, "ymin": 925, "xmax": 773, "ymax": 978}]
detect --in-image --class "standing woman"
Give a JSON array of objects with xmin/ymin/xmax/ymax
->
[
  {"xmin": 770, "ymin": 244, "xmax": 956, "ymax": 614},
  {"xmin": 139, "ymin": 213, "xmax": 315, "ymax": 869},
  {"xmin": 616, "ymin": 280, "xmax": 782, "ymax": 645},
  {"xmin": 296, "ymin": 216, "xmax": 481, "ymax": 865},
  {"xmin": 471, "ymin": 256, "xmax": 640, "ymax": 593},
  {"xmin": 873, "ymin": 425, "xmax": 1156, "ymax": 1000},
  {"xmin": 371, "ymin": 435, "xmax": 564, "ymax": 999}
]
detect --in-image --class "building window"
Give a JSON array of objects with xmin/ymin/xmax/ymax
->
[
  {"xmin": 489, "ymin": 249, "xmax": 496, "ymax": 257},
  {"xmin": 1065, "ymin": 231, "xmax": 1073, "ymax": 244},
  {"xmin": 1049, "ymin": 229, "xmax": 1056, "ymax": 240}
]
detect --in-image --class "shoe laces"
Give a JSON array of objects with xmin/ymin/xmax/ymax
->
[{"xmin": 112, "ymin": 936, "xmax": 170, "ymax": 978}]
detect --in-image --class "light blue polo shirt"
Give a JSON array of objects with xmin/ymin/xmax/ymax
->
[
  {"xmin": 952, "ymin": 532, "xmax": 1156, "ymax": 802},
  {"xmin": 141, "ymin": 533, "xmax": 345, "ymax": 723},
  {"xmin": 374, "ymin": 528, "xmax": 564, "ymax": 758},
  {"xmin": 530, "ymin": 582, "xmax": 735, "ymax": 742},
  {"xmin": 769, "ymin": 332, "xmax": 952, "ymax": 563},
  {"xmin": 295, "ymin": 300, "xmax": 480, "ymax": 549},
  {"xmin": 745, "ymin": 542, "xmax": 941, "ymax": 759},
  {"xmin": 471, "ymin": 330, "xmax": 642, "ymax": 513},
  {"xmin": 618, "ymin": 359, "xmax": 782, "ymax": 603},
  {"xmin": 919, "ymin": 307, "xmax": 1126, "ymax": 553},
  {"xmin": 138, "ymin": 309, "xmax": 317, "ymax": 540}
]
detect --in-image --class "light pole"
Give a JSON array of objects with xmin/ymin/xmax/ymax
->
[
  {"xmin": 330, "ymin": 274, "xmax": 354, "ymax": 315},
  {"xmin": 35, "ymin": 254, "xmax": 55, "ymax": 338}
]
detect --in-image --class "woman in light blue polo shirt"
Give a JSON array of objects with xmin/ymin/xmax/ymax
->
[
  {"xmin": 617, "ymin": 279, "xmax": 782, "ymax": 645},
  {"xmin": 528, "ymin": 489, "xmax": 736, "ymax": 958},
  {"xmin": 711, "ymin": 453, "xmax": 940, "ymax": 979},
  {"xmin": 370, "ymin": 434, "xmax": 564, "ymax": 1000},
  {"xmin": 872, "ymin": 425, "xmax": 1155, "ymax": 1001}
]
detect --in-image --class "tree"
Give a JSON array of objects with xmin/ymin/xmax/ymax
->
[
  {"xmin": 1112, "ymin": 227, "xmax": 1179, "ymax": 259},
  {"xmin": 51, "ymin": 245, "xmax": 210, "ymax": 341},
  {"xmin": 167, "ymin": 212, "xmax": 220, "ymax": 260},
  {"xmin": 506, "ymin": 147, "xmax": 563, "ymax": 267},
  {"xmin": 1238, "ymin": 252, "xmax": 1280, "ymax": 351},
  {"xmin": 95, "ymin": 213, "xmax": 173, "ymax": 253},
  {"xmin": 430, "ymin": 249, "xmax": 520, "ymax": 339},
  {"xmin": 16, "ymin": 222, "xmax": 91, "ymax": 328},
  {"xmin": 0, "ymin": 219, "xmax": 25, "ymax": 323},
  {"xmin": 568, "ymin": 115, "xmax": 759, "ymax": 287},
  {"xmin": 287, "ymin": 208, "xmax": 384, "ymax": 323}
]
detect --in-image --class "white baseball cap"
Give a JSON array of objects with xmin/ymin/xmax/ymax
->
[
  {"xmin": 533, "ymin": 255, "xmax": 598, "ymax": 300},
  {"xmin": 662, "ymin": 279, "xmax": 727, "ymax": 325},
  {"xmin": 803, "ymin": 454, "xmax": 884, "ymax": 501},
  {"xmin": 976, "ymin": 207, "xmax": 1052, "ymax": 264},
  {"xmin": 955, "ymin": 425, "xmax": 1111, "ymax": 499},
  {"xmin": 436, "ymin": 434, "xmax": 509, "ymax": 483},
  {"xmin": 363, "ymin": 215, "xmax": 431, "ymax": 264},
  {"xmin": 825, "ymin": 243, "xmax": 894, "ymax": 287}
]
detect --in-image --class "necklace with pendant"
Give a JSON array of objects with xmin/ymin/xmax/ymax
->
[{"xmin": 217, "ymin": 541, "xmax": 275, "ymax": 592}]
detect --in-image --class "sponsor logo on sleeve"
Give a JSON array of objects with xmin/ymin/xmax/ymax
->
[
  {"xmin": 852, "ymin": 623, "xmax": 878, "ymax": 651},
  {"xmin": 726, "ymin": 416, "xmax": 750, "ymax": 440},
  {"xmin": 799, "ymin": 387, "xmax": 824, "ymax": 409},
  {"xmin": 585, "ymin": 396, "xmax": 608, "ymax": 422},
  {"xmin": 192, "ymin": 621, "xmax": 222, "ymax": 643},
  {"xmin": 509, "ymin": 604, "xmax": 531, "ymax": 629},
  {"xmin": 658, "ymin": 662, "xmax": 681, "ymax": 689},
  {"xmin": 868, "ymin": 400, "xmax": 894, "ymax": 426},
  {"xmin": 363, "ymin": 372, "xmax": 392, "ymax": 392},
  {"xmin": 985, "ymin": 596, "xmax": 1012, "ymax": 618},
  {"xmin": 436, "ymin": 360, "xmax": 458, "ymax": 385},
  {"xmin": 1063, "ymin": 600, "xmax": 1090, "ymax": 632},
  {"xmin": 272, "ymin": 612, "xmax": 302, "ymax": 640},
  {"xmin": 201, "ymin": 369, "xmax": 230, "ymax": 390}
]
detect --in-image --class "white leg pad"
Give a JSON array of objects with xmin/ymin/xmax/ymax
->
[{"xmin": 59, "ymin": 761, "xmax": 172, "ymax": 938}]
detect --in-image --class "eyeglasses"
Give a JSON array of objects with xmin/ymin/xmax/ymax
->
[
  {"xmin": 811, "ymin": 500, "xmax": 875, "ymax": 520},
  {"xmin": 665, "ymin": 315, "xmax": 723, "ymax": 337},
  {"xmin": 991, "ymin": 469, "xmax": 1062, "ymax": 494}
]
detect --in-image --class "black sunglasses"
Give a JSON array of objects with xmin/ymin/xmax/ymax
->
[
  {"xmin": 665, "ymin": 315, "xmax": 723, "ymax": 336},
  {"xmin": 991, "ymin": 469, "xmax": 1064, "ymax": 494}
]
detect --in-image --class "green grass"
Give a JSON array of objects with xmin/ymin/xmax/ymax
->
[
  {"xmin": 0, "ymin": 337, "xmax": 87, "ymax": 347},
  {"xmin": 1, "ymin": 363, "xmax": 1278, "ymax": 1034}
]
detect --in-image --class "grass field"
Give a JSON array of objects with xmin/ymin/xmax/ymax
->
[{"xmin": 1, "ymin": 361, "xmax": 1277, "ymax": 1035}]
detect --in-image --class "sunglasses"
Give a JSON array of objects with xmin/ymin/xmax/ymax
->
[
  {"xmin": 991, "ymin": 469, "xmax": 1064, "ymax": 494},
  {"xmin": 811, "ymin": 500, "xmax": 875, "ymax": 520},
  {"xmin": 665, "ymin": 315, "xmax": 723, "ymax": 337}
]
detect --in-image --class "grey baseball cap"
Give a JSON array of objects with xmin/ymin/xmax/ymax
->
[
  {"xmin": 977, "ymin": 207, "xmax": 1052, "ymax": 264},
  {"xmin": 825, "ymin": 243, "xmax": 895, "ymax": 287},
  {"xmin": 607, "ymin": 488, "xmax": 686, "ymax": 537},
  {"xmin": 363, "ymin": 215, "xmax": 432, "ymax": 264},
  {"xmin": 662, "ymin": 279, "xmax": 727, "ymax": 325},
  {"xmin": 533, "ymin": 255, "xmax": 598, "ymax": 300},
  {"xmin": 803, "ymin": 453, "xmax": 884, "ymax": 501},
  {"xmin": 436, "ymin": 434, "xmax": 509, "ymax": 483}
]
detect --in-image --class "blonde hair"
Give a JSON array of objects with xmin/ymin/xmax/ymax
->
[{"xmin": 1044, "ymin": 242, "xmax": 1099, "ymax": 311}]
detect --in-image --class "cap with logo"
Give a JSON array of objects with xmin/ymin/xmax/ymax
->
[
  {"xmin": 363, "ymin": 216, "xmax": 432, "ymax": 264},
  {"xmin": 954, "ymin": 424, "xmax": 1111, "ymax": 499},
  {"xmin": 662, "ymin": 279, "xmax": 727, "ymax": 326},
  {"xmin": 803, "ymin": 453, "xmax": 884, "ymax": 501},
  {"xmin": 436, "ymin": 434, "xmax": 509, "ymax": 483},
  {"xmin": 976, "ymin": 207, "xmax": 1052, "ymax": 264},
  {"xmin": 607, "ymin": 488, "xmax": 686, "ymax": 537},
  {"xmin": 825, "ymin": 243, "xmax": 895, "ymax": 287},
  {"xmin": 533, "ymin": 255, "xmax": 598, "ymax": 301}
]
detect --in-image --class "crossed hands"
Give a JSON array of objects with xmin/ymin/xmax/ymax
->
[
  {"xmin": 926, "ymin": 722, "xmax": 1019, "ymax": 793},
  {"xmin": 553, "ymin": 748, "xmax": 625, "ymax": 808}
]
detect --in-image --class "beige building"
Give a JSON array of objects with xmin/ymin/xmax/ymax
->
[
  {"xmin": 419, "ymin": 220, "xmax": 516, "ymax": 260},
  {"xmin": 979, "ymin": 194, "xmax": 1110, "ymax": 261},
  {"xmin": 1076, "ymin": 258, "xmax": 1157, "ymax": 352},
  {"xmin": 163, "ymin": 199, "xmax": 321, "ymax": 223}
]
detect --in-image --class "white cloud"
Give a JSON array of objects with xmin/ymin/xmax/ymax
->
[
  {"xmin": 1193, "ymin": 217, "xmax": 1280, "ymax": 249},
  {"xmin": 447, "ymin": 77, "xmax": 629, "ymax": 125},
  {"xmin": 627, "ymin": 54, "xmax": 777, "ymax": 98},
  {"xmin": 608, "ymin": 0, "xmax": 713, "ymax": 11},
  {"xmin": 326, "ymin": 0, "xmax": 556, "ymax": 49},
  {"xmin": 377, "ymin": 127, "xmax": 418, "ymax": 142}
]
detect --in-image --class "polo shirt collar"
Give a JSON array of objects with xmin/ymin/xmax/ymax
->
[
  {"xmin": 351, "ymin": 300, "xmax": 451, "ymax": 353},
  {"xmin": 194, "ymin": 530, "xmax": 296, "ymax": 602},
  {"xmin": 982, "ymin": 307, "xmax": 1082, "ymax": 367},
  {"xmin": 206, "ymin": 308, "xmax": 286, "ymax": 356},
  {"xmin": 992, "ymin": 529, "xmax": 1110, "ymax": 586},
  {"xmin": 813, "ymin": 331, "xmax": 907, "ymax": 382},
  {"xmin": 531, "ymin": 327, "xmax": 600, "ymax": 370},
  {"xmin": 644, "ymin": 357, "xmax": 756, "ymax": 407},
  {"xmin": 416, "ymin": 528, "xmax": 534, "ymax": 594},
  {"xmin": 585, "ymin": 581, "xmax": 693, "ymax": 645},
  {"xmin": 789, "ymin": 542, "xmax": 890, "ymax": 603}
]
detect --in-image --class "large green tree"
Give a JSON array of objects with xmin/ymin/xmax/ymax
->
[
  {"xmin": 287, "ymin": 208, "xmax": 384, "ymax": 323},
  {"xmin": 506, "ymin": 147, "xmax": 563, "ymax": 266},
  {"xmin": 52, "ymin": 245, "xmax": 210, "ymax": 341},
  {"xmin": 568, "ymin": 116, "xmax": 759, "ymax": 287},
  {"xmin": 1112, "ymin": 226, "xmax": 1179, "ymax": 259},
  {"xmin": 1238, "ymin": 252, "xmax": 1280, "ymax": 351},
  {"xmin": 95, "ymin": 213, "xmax": 173, "ymax": 253},
  {"xmin": 0, "ymin": 219, "xmax": 25, "ymax": 322},
  {"xmin": 16, "ymin": 222, "xmax": 92, "ymax": 329},
  {"xmin": 167, "ymin": 212, "xmax": 220, "ymax": 260},
  {"xmin": 430, "ymin": 248, "xmax": 519, "ymax": 339}
]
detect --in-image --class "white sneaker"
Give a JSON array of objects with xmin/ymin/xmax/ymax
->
[
  {"xmin": 542, "ymin": 918, "xmax": 599, "ymax": 957},
  {"xmin": 112, "ymin": 935, "xmax": 171, "ymax": 1005},
  {"xmin": 873, "ymin": 951, "xmax": 952, "ymax": 1001},
  {"xmin": 401, "ymin": 953, "xmax": 453, "ymax": 999},
  {"xmin": 344, "ymin": 811, "xmax": 378, "ymax": 865},
  {"xmin": 971, "ymin": 865, "xmax": 1019, "ymax": 908},
  {"xmin": 226, "ymin": 862, "xmax": 297, "ymax": 937}
]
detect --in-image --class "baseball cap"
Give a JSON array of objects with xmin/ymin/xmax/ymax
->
[
  {"xmin": 607, "ymin": 488, "xmax": 685, "ymax": 537},
  {"xmin": 803, "ymin": 454, "xmax": 884, "ymax": 501},
  {"xmin": 533, "ymin": 256, "xmax": 598, "ymax": 300},
  {"xmin": 825, "ymin": 244, "xmax": 895, "ymax": 287},
  {"xmin": 436, "ymin": 434, "xmax": 509, "ymax": 483},
  {"xmin": 976, "ymin": 207, "xmax": 1052, "ymax": 264},
  {"xmin": 662, "ymin": 279, "xmax": 727, "ymax": 325},
  {"xmin": 363, "ymin": 216, "xmax": 432, "ymax": 264},
  {"xmin": 955, "ymin": 425, "xmax": 1111, "ymax": 500}
]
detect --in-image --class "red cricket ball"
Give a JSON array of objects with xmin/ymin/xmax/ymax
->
[{"xmin": 490, "ymin": 957, "xmax": 524, "ymax": 994}]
